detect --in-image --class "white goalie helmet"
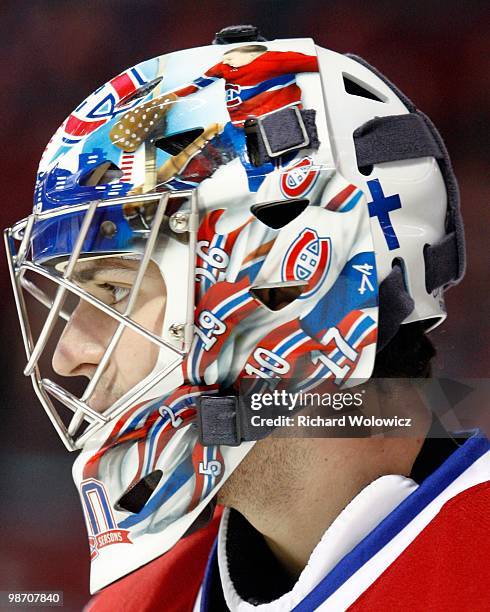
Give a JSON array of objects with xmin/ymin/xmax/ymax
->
[{"xmin": 5, "ymin": 25, "xmax": 464, "ymax": 592}]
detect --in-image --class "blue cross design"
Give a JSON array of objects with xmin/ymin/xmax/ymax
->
[{"xmin": 367, "ymin": 179, "xmax": 402, "ymax": 250}]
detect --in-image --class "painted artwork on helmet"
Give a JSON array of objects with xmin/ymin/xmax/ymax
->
[{"xmin": 35, "ymin": 39, "xmax": 332, "ymax": 212}]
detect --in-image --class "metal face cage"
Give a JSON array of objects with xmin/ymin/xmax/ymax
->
[{"xmin": 5, "ymin": 190, "xmax": 198, "ymax": 451}]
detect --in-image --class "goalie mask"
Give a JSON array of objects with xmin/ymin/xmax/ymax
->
[{"xmin": 5, "ymin": 27, "xmax": 464, "ymax": 592}]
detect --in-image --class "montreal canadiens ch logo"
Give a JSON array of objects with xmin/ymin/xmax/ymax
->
[
  {"xmin": 225, "ymin": 84, "xmax": 242, "ymax": 107},
  {"xmin": 80, "ymin": 479, "xmax": 132, "ymax": 561},
  {"xmin": 282, "ymin": 228, "xmax": 331, "ymax": 297},
  {"xmin": 63, "ymin": 67, "xmax": 147, "ymax": 144},
  {"xmin": 280, "ymin": 156, "xmax": 320, "ymax": 199}
]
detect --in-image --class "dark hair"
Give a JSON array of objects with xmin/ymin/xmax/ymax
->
[
  {"xmin": 224, "ymin": 44, "xmax": 268, "ymax": 55},
  {"xmin": 372, "ymin": 321, "xmax": 436, "ymax": 378}
]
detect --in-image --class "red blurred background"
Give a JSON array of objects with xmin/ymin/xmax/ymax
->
[{"xmin": 0, "ymin": 1, "xmax": 488, "ymax": 609}]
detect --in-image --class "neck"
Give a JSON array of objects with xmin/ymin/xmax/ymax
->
[{"xmin": 220, "ymin": 436, "xmax": 426, "ymax": 578}]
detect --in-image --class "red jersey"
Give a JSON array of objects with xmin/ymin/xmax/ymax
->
[
  {"xmin": 86, "ymin": 435, "xmax": 490, "ymax": 611},
  {"xmin": 174, "ymin": 50, "xmax": 319, "ymax": 126}
]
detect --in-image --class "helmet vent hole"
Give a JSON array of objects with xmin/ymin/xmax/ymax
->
[
  {"xmin": 251, "ymin": 198, "xmax": 309, "ymax": 229},
  {"xmin": 343, "ymin": 75, "xmax": 385, "ymax": 102},
  {"xmin": 80, "ymin": 162, "xmax": 123, "ymax": 186},
  {"xmin": 154, "ymin": 128, "xmax": 205, "ymax": 155},
  {"xmin": 115, "ymin": 469, "xmax": 163, "ymax": 514},
  {"xmin": 251, "ymin": 283, "xmax": 306, "ymax": 310},
  {"xmin": 359, "ymin": 164, "xmax": 373, "ymax": 176},
  {"xmin": 115, "ymin": 77, "xmax": 163, "ymax": 109}
]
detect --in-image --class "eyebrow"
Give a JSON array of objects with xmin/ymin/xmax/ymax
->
[{"xmin": 70, "ymin": 260, "xmax": 138, "ymax": 284}]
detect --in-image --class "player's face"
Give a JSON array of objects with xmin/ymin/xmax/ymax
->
[
  {"xmin": 222, "ymin": 51, "xmax": 262, "ymax": 68},
  {"xmin": 52, "ymin": 257, "xmax": 166, "ymax": 412}
]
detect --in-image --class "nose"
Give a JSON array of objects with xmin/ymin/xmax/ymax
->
[{"xmin": 52, "ymin": 299, "xmax": 115, "ymax": 378}]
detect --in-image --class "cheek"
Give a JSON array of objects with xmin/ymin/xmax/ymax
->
[
  {"xmin": 115, "ymin": 295, "xmax": 166, "ymax": 382},
  {"xmin": 135, "ymin": 293, "xmax": 166, "ymax": 335}
]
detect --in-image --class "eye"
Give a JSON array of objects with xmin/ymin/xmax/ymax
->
[{"xmin": 98, "ymin": 283, "xmax": 131, "ymax": 305}]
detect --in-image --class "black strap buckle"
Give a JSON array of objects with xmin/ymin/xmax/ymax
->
[
  {"xmin": 244, "ymin": 107, "xmax": 319, "ymax": 167},
  {"xmin": 198, "ymin": 395, "xmax": 242, "ymax": 446},
  {"xmin": 260, "ymin": 106, "xmax": 310, "ymax": 157}
]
